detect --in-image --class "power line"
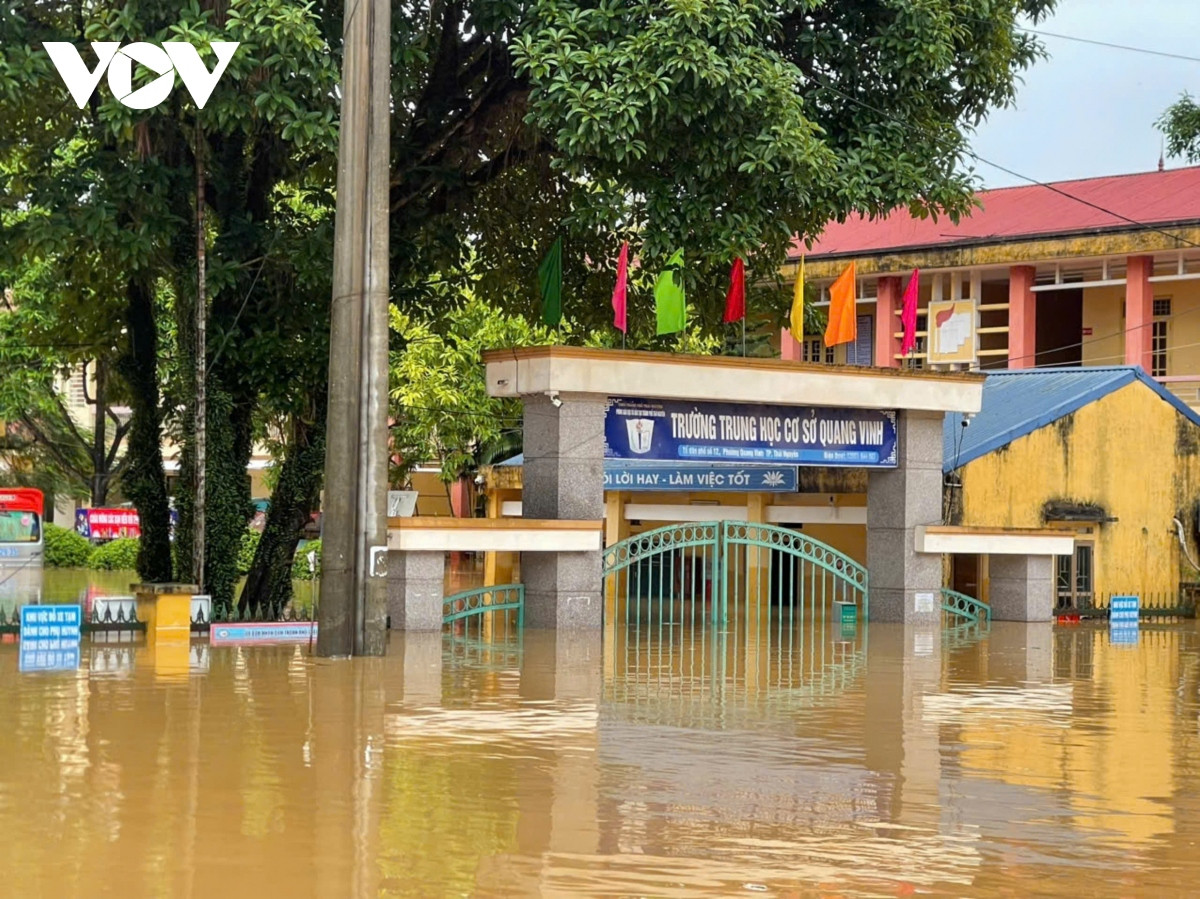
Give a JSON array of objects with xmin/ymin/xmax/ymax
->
[{"xmin": 1017, "ymin": 26, "xmax": 1200, "ymax": 65}]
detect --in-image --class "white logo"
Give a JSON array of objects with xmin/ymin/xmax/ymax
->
[
  {"xmin": 44, "ymin": 41, "xmax": 240, "ymax": 110},
  {"xmin": 762, "ymin": 471, "xmax": 785, "ymax": 487},
  {"xmin": 626, "ymin": 418, "xmax": 655, "ymax": 454}
]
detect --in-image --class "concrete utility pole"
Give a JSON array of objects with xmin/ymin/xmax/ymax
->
[
  {"xmin": 194, "ymin": 123, "xmax": 207, "ymax": 591},
  {"xmin": 318, "ymin": 0, "xmax": 391, "ymax": 656}
]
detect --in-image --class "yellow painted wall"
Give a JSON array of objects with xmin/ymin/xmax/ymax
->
[
  {"xmin": 1081, "ymin": 286, "xmax": 1124, "ymax": 367},
  {"xmin": 958, "ymin": 381, "xmax": 1200, "ymax": 595}
]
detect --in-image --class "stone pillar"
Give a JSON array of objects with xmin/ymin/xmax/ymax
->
[
  {"xmin": 386, "ymin": 549, "xmax": 445, "ymax": 630},
  {"xmin": 1008, "ymin": 265, "xmax": 1037, "ymax": 369},
  {"xmin": 875, "ymin": 275, "xmax": 903, "ymax": 368},
  {"xmin": 520, "ymin": 393, "xmax": 606, "ymax": 628},
  {"xmin": 866, "ymin": 410, "xmax": 943, "ymax": 624},
  {"xmin": 1125, "ymin": 255, "xmax": 1154, "ymax": 370},
  {"xmin": 988, "ymin": 554, "xmax": 1054, "ymax": 622}
]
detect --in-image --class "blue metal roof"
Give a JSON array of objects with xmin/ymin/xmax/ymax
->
[{"xmin": 943, "ymin": 366, "xmax": 1200, "ymax": 473}]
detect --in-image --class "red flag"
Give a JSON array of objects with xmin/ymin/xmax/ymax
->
[
  {"xmin": 900, "ymin": 268, "xmax": 919, "ymax": 356},
  {"xmin": 612, "ymin": 241, "xmax": 629, "ymax": 333},
  {"xmin": 724, "ymin": 257, "xmax": 745, "ymax": 323}
]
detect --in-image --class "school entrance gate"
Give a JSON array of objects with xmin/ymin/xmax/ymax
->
[{"xmin": 602, "ymin": 520, "xmax": 867, "ymax": 630}]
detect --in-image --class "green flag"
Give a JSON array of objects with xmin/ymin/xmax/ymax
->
[
  {"xmin": 538, "ymin": 237, "xmax": 563, "ymax": 326},
  {"xmin": 654, "ymin": 249, "xmax": 686, "ymax": 335}
]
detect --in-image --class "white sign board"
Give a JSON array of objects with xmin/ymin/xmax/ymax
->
[
  {"xmin": 387, "ymin": 491, "xmax": 418, "ymax": 518},
  {"xmin": 914, "ymin": 591, "xmax": 936, "ymax": 614}
]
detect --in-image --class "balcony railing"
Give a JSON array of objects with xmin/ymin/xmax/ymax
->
[{"xmin": 1156, "ymin": 375, "xmax": 1200, "ymax": 411}]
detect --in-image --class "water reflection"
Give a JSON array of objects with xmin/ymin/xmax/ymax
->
[{"xmin": 0, "ymin": 622, "xmax": 1196, "ymax": 896}]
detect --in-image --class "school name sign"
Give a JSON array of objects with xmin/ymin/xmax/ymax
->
[{"xmin": 605, "ymin": 397, "xmax": 898, "ymax": 468}]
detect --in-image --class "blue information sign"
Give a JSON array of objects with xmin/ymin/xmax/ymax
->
[
  {"xmin": 1110, "ymin": 595, "xmax": 1139, "ymax": 645},
  {"xmin": 603, "ymin": 462, "xmax": 798, "ymax": 492},
  {"xmin": 19, "ymin": 604, "xmax": 82, "ymax": 672},
  {"xmin": 605, "ymin": 397, "xmax": 898, "ymax": 467}
]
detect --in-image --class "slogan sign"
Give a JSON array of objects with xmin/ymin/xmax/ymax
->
[
  {"xmin": 20, "ymin": 604, "xmax": 82, "ymax": 672},
  {"xmin": 603, "ymin": 463, "xmax": 798, "ymax": 492},
  {"xmin": 75, "ymin": 508, "xmax": 141, "ymax": 540},
  {"xmin": 605, "ymin": 398, "xmax": 897, "ymax": 468},
  {"xmin": 210, "ymin": 622, "xmax": 317, "ymax": 646}
]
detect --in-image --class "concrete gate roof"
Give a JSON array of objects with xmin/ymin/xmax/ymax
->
[{"xmin": 483, "ymin": 347, "xmax": 984, "ymax": 414}]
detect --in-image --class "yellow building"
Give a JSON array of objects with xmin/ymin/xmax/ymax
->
[
  {"xmin": 788, "ymin": 166, "xmax": 1200, "ymax": 417},
  {"xmin": 944, "ymin": 367, "xmax": 1200, "ymax": 612}
]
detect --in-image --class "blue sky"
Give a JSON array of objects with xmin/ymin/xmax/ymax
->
[{"xmin": 970, "ymin": 0, "xmax": 1200, "ymax": 187}]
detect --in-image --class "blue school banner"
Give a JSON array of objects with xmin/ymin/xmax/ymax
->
[
  {"xmin": 603, "ymin": 462, "xmax": 799, "ymax": 492},
  {"xmin": 604, "ymin": 397, "xmax": 898, "ymax": 468}
]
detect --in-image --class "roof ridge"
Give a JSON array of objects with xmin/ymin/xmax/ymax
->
[{"xmin": 975, "ymin": 165, "xmax": 1200, "ymax": 196}]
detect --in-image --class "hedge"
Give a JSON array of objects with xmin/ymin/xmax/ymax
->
[
  {"xmin": 43, "ymin": 523, "xmax": 93, "ymax": 568},
  {"xmin": 88, "ymin": 538, "xmax": 141, "ymax": 571}
]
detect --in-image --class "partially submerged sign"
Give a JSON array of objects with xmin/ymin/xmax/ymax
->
[
  {"xmin": 605, "ymin": 397, "xmax": 897, "ymax": 468},
  {"xmin": 210, "ymin": 622, "xmax": 317, "ymax": 646},
  {"xmin": 20, "ymin": 604, "xmax": 82, "ymax": 672},
  {"xmin": 603, "ymin": 462, "xmax": 798, "ymax": 492},
  {"xmin": 1110, "ymin": 595, "xmax": 1139, "ymax": 645}
]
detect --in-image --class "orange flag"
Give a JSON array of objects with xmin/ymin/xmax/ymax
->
[{"xmin": 824, "ymin": 262, "xmax": 857, "ymax": 348}]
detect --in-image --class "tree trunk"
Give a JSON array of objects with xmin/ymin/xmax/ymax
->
[
  {"xmin": 240, "ymin": 411, "xmax": 326, "ymax": 617},
  {"xmin": 116, "ymin": 277, "xmax": 172, "ymax": 582},
  {"xmin": 91, "ymin": 358, "xmax": 108, "ymax": 507}
]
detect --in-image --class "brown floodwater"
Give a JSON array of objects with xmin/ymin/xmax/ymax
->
[{"xmin": 0, "ymin": 617, "xmax": 1198, "ymax": 898}]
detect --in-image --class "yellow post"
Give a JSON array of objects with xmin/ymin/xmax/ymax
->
[
  {"xmin": 133, "ymin": 583, "xmax": 197, "ymax": 681},
  {"xmin": 603, "ymin": 490, "xmax": 630, "ymax": 625}
]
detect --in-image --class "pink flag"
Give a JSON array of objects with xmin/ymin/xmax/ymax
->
[
  {"xmin": 900, "ymin": 268, "xmax": 920, "ymax": 356},
  {"xmin": 612, "ymin": 241, "xmax": 629, "ymax": 333}
]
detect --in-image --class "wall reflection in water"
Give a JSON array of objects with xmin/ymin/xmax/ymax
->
[{"xmin": 0, "ymin": 621, "xmax": 1197, "ymax": 896}]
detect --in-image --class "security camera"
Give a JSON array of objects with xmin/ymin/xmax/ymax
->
[
  {"xmin": 548, "ymin": 391, "xmax": 563, "ymax": 408},
  {"xmin": 961, "ymin": 413, "xmax": 974, "ymax": 429}
]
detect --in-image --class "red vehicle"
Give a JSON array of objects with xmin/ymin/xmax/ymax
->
[{"xmin": 0, "ymin": 488, "xmax": 44, "ymax": 567}]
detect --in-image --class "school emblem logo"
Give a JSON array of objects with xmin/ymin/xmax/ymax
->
[{"xmin": 626, "ymin": 418, "xmax": 655, "ymax": 454}]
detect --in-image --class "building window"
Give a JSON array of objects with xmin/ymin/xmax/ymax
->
[
  {"xmin": 803, "ymin": 338, "xmax": 833, "ymax": 364},
  {"xmin": 1152, "ymin": 321, "xmax": 1168, "ymax": 377},
  {"xmin": 1153, "ymin": 298, "xmax": 1172, "ymax": 317},
  {"xmin": 1055, "ymin": 542, "xmax": 1094, "ymax": 611}
]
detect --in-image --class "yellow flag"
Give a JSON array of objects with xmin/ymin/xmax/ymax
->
[{"xmin": 789, "ymin": 256, "xmax": 805, "ymax": 340}]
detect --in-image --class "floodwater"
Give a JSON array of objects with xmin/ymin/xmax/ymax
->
[{"xmin": 0, "ymin": 617, "xmax": 1198, "ymax": 898}]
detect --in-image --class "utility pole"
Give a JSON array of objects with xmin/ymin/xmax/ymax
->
[
  {"xmin": 194, "ymin": 122, "xmax": 207, "ymax": 591},
  {"xmin": 318, "ymin": 0, "xmax": 391, "ymax": 656}
]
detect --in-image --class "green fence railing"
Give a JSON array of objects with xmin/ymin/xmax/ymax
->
[
  {"xmin": 442, "ymin": 583, "xmax": 524, "ymax": 628},
  {"xmin": 941, "ymin": 587, "xmax": 990, "ymax": 624}
]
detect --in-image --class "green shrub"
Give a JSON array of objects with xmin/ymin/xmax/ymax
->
[
  {"xmin": 43, "ymin": 523, "xmax": 92, "ymax": 568},
  {"xmin": 293, "ymin": 538, "xmax": 321, "ymax": 580},
  {"xmin": 237, "ymin": 530, "xmax": 261, "ymax": 577},
  {"xmin": 88, "ymin": 538, "xmax": 140, "ymax": 571}
]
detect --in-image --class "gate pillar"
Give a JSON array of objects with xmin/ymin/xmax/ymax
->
[
  {"xmin": 520, "ymin": 393, "xmax": 606, "ymax": 628},
  {"xmin": 989, "ymin": 554, "xmax": 1055, "ymax": 621},
  {"xmin": 866, "ymin": 410, "xmax": 944, "ymax": 624},
  {"xmin": 386, "ymin": 549, "xmax": 445, "ymax": 631}
]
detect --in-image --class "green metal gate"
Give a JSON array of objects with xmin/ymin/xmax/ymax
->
[{"xmin": 601, "ymin": 520, "xmax": 868, "ymax": 629}]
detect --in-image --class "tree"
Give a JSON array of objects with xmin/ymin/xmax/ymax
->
[{"xmin": 1159, "ymin": 94, "xmax": 1200, "ymax": 163}]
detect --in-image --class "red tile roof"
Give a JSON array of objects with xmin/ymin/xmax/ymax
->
[{"xmin": 797, "ymin": 167, "xmax": 1200, "ymax": 260}]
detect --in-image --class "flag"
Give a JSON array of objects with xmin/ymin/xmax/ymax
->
[
  {"xmin": 538, "ymin": 237, "xmax": 563, "ymax": 326},
  {"xmin": 900, "ymin": 268, "xmax": 920, "ymax": 356},
  {"xmin": 723, "ymin": 258, "xmax": 746, "ymax": 323},
  {"xmin": 789, "ymin": 255, "xmax": 805, "ymax": 340},
  {"xmin": 824, "ymin": 262, "xmax": 857, "ymax": 347},
  {"xmin": 654, "ymin": 250, "xmax": 686, "ymax": 335},
  {"xmin": 612, "ymin": 241, "xmax": 629, "ymax": 333}
]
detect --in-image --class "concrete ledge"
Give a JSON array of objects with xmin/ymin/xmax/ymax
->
[
  {"xmin": 387, "ymin": 517, "xmax": 603, "ymax": 552},
  {"xmin": 914, "ymin": 525, "xmax": 1076, "ymax": 556},
  {"xmin": 483, "ymin": 346, "xmax": 984, "ymax": 413}
]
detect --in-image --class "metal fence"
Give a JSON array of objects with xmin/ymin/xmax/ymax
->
[{"xmin": 1077, "ymin": 590, "xmax": 1196, "ymax": 619}]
